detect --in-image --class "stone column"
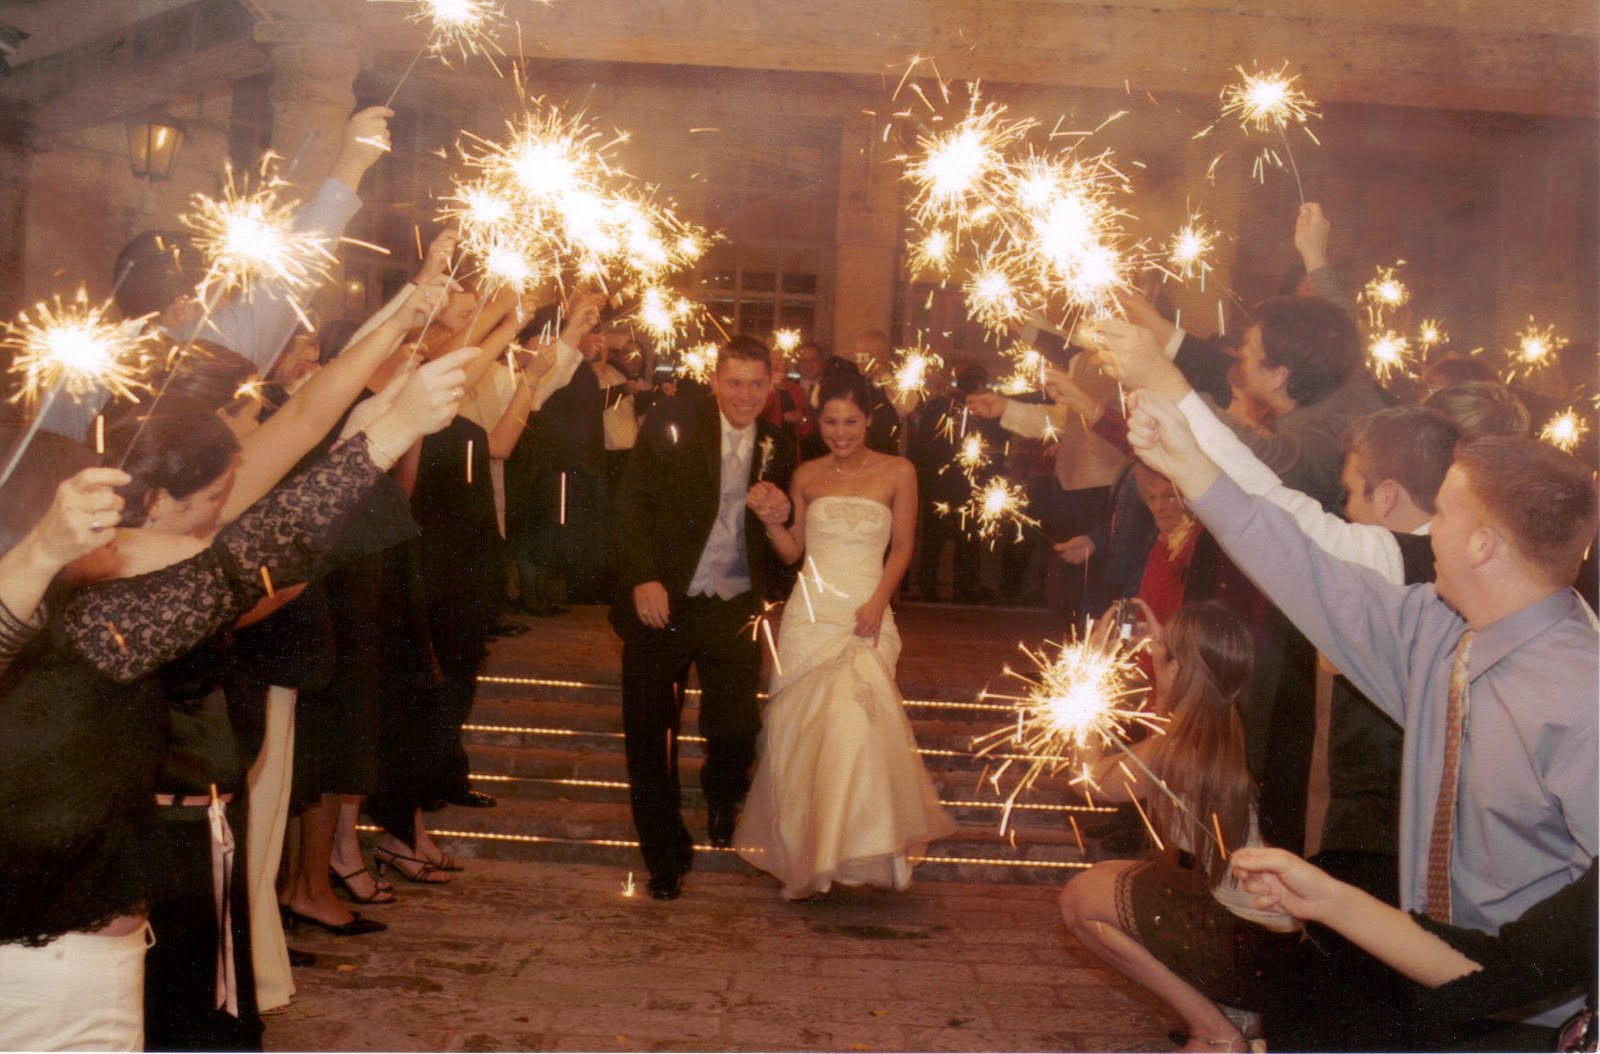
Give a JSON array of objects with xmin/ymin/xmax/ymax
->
[
  {"xmin": 255, "ymin": 13, "xmax": 361, "ymax": 192},
  {"xmin": 832, "ymin": 111, "xmax": 901, "ymax": 352}
]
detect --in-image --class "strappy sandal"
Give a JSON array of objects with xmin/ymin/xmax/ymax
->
[
  {"xmin": 374, "ymin": 846, "xmax": 453, "ymax": 884},
  {"xmin": 330, "ymin": 866, "xmax": 396, "ymax": 904}
]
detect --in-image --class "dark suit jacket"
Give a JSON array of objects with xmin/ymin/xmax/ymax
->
[{"xmin": 609, "ymin": 394, "xmax": 797, "ymax": 634}]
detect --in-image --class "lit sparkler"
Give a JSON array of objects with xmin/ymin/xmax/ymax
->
[
  {"xmin": 889, "ymin": 344, "xmax": 945, "ymax": 402},
  {"xmin": 1366, "ymin": 330, "xmax": 1413, "ymax": 384},
  {"xmin": 904, "ymin": 90, "xmax": 1033, "ymax": 227},
  {"xmin": 2, "ymin": 289, "xmax": 155, "ymax": 407},
  {"xmin": 971, "ymin": 630, "xmax": 1156, "ymax": 826},
  {"xmin": 677, "ymin": 343, "xmax": 717, "ymax": 384},
  {"xmin": 1505, "ymin": 318, "xmax": 1568, "ymax": 382},
  {"xmin": 772, "ymin": 329, "xmax": 802, "ymax": 354},
  {"xmin": 954, "ymin": 431, "xmax": 990, "ymax": 479},
  {"xmin": 1539, "ymin": 408, "xmax": 1589, "ymax": 453},
  {"xmin": 956, "ymin": 477, "xmax": 1040, "ymax": 544},
  {"xmin": 183, "ymin": 155, "xmax": 337, "ymax": 329},
  {"xmin": 375, "ymin": 0, "xmax": 512, "ymax": 106},
  {"xmin": 909, "ymin": 228, "xmax": 956, "ymax": 277},
  {"xmin": 1416, "ymin": 318, "xmax": 1449, "ymax": 352},
  {"xmin": 1360, "ymin": 263, "xmax": 1410, "ymax": 328},
  {"xmin": 0, "ymin": 291, "xmax": 160, "ymax": 488},
  {"xmin": 1166, "ymin": 216, "xmax": 1217, "ymax": 287},
  {"xmin": 631, "ymin": 286, "xmax": 695, "ymax": 344},
  {"xmin": 1217, "ymin": 63, "xmax": 1320, "ymax": 198}
]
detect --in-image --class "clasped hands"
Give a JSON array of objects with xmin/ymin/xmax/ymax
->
[{"xmin": 745, "ymin": 481, "xmax": 790, "ymax": 526}]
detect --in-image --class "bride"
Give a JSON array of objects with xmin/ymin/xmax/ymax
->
[{"xmin": 738, "ymin": 371, "xmax": 955, "ymax": 899}]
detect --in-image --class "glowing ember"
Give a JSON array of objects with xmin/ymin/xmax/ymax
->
[
  {"xmin": 2, "ymin": 288, "xmax": 157, "ymax": 406},
  {"xmin": 1539, "ymin": 408, "xmax": 1589, "ymax": 453},
  {"xmin": 1366, "ymin": 330, "xmax": 1413, "ymax": 383},
  {"xmin": 971, "ymin": 630, "xmax": 1157, "ymax": 828}
]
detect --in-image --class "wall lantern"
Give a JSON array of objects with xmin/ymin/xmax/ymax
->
[{"xmin": 127, "ymin": 117, "xmax": 185, "ymax": 180}]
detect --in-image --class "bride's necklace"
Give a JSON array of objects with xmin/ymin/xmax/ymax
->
[{"xmin": 831, "ymin": 453, "xmax": 871, "ymax": 477}]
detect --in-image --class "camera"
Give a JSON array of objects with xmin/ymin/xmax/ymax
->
[{"xmin": 1110, "ymin": 598, "xmax": 1140, "ymax": 642}]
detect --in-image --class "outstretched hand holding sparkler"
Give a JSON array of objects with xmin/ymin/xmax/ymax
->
[
  {"xmin": 1124, "ymin": 389, "xmax": 1221, "ymax": 499},
  {"xmin": 1089, "ymin": 319, "xmax": 1190, "ymax": 403},
  {"xmin": 330, "ymin": 107, "xmax": 396, "ymax": 190}
]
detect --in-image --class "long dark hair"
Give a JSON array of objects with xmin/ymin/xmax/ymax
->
[
  {"xmin": 105, "ymin": 399, "xmax": 240, "ymax": 526},
  {"xmin": 1144, "ymin": 601, "xmax": 1256, "ymax": 885}
]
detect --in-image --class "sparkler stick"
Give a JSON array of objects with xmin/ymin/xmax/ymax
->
[
  {"xmin": 1125, "ymin": 782, "xmax": 1165, "ymax": 850},
  {"xmin": 465, "ymin": 439, "xmax": 474, "ymax": 483},
  {"xmin": 95, "ymin": 414, "xmax": 105, "ymax": 456},
  {"xmin": 0, "ymin": 382, "xmax": 64, "ymax": 491},
  {"xmin": 558, "ymin": 470, "xmax": 567, "ymax": 525},
  {"xmin": 761, "ymin": 617, "xmax": 783, "ymax": 678},
  {"xmin": 1211, "ymin": 813, "xmax": 1229, "ymax": 861},
  {"xmin": 1067, "ymin": 814, "xmax": 1086, "ymax": 854},
  {"xmin": 0, "ymin": 289, "xmax": 158, "ymax": 487},
  {"xmin": 260, "ymin": 566, "xmax": 276, "ymax": 598}
]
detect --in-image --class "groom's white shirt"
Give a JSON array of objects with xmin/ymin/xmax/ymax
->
[{"xmin": 687, "ymin": 412, "xmax": 755, "ymax": 599}]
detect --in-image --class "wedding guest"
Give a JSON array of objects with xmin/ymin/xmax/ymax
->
[
  {"xmin": 0, "ymin": 353, "xmax": 467, "ymax": 1051},
  {"xmin": 1059, "ymin": 602, "xmax": 1296, "ymax": 1053},
  {"xmin": 42, "ymin": 108, "xmax": 394, "ymax": 443},
  {"xmin": 1233, "ymin": 846, "xmax": 1597, "ymax": 1051},
  {"xmin": 1124, "ymin": 391, "xmax": 1598, "ymax": 1031}
]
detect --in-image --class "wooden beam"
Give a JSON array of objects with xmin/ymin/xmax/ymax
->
[
  {"xmin": 355, "ymin": 0, "xmax": 1598, "ymax": 118},
  {"xmin": 1, "ymin": 0, "xmax": 268, "ymax": 135}
]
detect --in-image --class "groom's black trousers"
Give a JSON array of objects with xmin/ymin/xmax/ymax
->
[{"xmin": 618, "ymin": 592, "xmax": 763, "ymax": 879}]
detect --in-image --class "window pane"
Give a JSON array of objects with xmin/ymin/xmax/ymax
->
[{"xmin": 742, "ymin": 271, "xmax": 776, "ymax": 293}]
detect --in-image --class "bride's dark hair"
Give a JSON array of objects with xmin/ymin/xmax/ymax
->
[
  {"xmin": 817, "ymin": 371, "xmax": 874, "ymax": 417},
  {"xmin": 1144, "ymin": 600, "xmax": 1255, "ymax": 886}
]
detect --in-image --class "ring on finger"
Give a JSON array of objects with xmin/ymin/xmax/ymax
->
[{"xmin": 90, "ymin": 520, "xmax": 104, "ymax": 533}]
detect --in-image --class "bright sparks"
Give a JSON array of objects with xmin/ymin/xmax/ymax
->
[
  {"xmin": 890, "ymin": 344, "xmax": 945, "ymax": 402},
  {"xmin": 1416, "ymin": 318, "xmax": 1449, "ymax": 351},
  {"xmin": 1509, "ymin": 319, "xmax": 1568, "ymax": 377},
  {"xmin": 183, "ymin": 155, "xmax": 336, "ymax": 327},
  {"xmin": 1166, "ymin": 217, "xmax": 1217, "ymax": 285},
  {"xmin": 949, "ymin": 477, "xmax": 1040, "ymax": 544},
  {"xmin": 972, "ymin": 631, "xmax": 1156, "ymax": 828},
  {"xmin": 1539, "ymin": 408, "xmax": 1589, "ymax": 453},
  {"xmin": 677, "ymin": 342, "xmax": 717, "ymax": 384},
  {"xmin": 772, "ymin": 328, "xmax": 802, "ymax": 354},
  {"xmin": 447, "ymin": 98, "xmax": 710, "ymax": 304},
  {"xmin": 401, "ymin": 0, "xmax": 507, "ymax": 61},
  {"xmin": 1219, "ymin": 63, "xmax": 1319, "ymax": 134},
  {"xmin": 2, "ymin": 289, "xmax": 157, "ymax": 406},
  {"xmin": 1361, "ymin": 262, "xmax": 1410, "ymax": 328},
  {"xmin": 1366, "ymin": 330, "xmax": 1413, "ymax": 384}
]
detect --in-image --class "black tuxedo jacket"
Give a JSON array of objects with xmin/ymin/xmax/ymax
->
[{"xmin": 610, "ymin": 394, "xmax": 797, "ymax": 629}]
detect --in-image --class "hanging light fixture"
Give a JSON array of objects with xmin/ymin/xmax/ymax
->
[{"xmin": 126, "ymin": 116, "xmax": 185, "ymax": 180}]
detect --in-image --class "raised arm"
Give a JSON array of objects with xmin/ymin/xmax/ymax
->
[
  {"xmin": 1125, "ymin": 389, "xmax": 1426, "ymax": 721},
  {"xmin": 1176, "ymin": 390, "xmax": 1405, "ymax": 582},
  {"xmin": 60, "ymin": 346, "xmax": 471, "ymax": 682},
  {"xmin": 219, "ymin": 276, "xmax": 450, "ymax": 523},
  {"xmin": 199, "ymin": 108, "xmax": 393, "ymax": 372},
  {"xmin": 0, "ymin": 467, "xmax": 130, "ymax": 672}
]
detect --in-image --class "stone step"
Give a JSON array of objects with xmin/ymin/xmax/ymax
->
[
  {"xmin": 464, "ymin": 741, "xmax": 1114, "ymax": 819},
  {"xmin": 416, "ymin": 798, "xmax": 1098, "ymax": 886}
]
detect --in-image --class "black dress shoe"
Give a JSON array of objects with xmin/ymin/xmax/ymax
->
[
  {"xmin": 445, "ymin": 789, "xmax": 498, "ymax": 808},
  {"xmin": 287, "ymin": 947, "xmax": 316, "ymax": 968},
  {"xmin": 707, "ymin": 805, "xmax": 739, "ymax": 849},
  {"xmin": 647, "ymin": 872, "xmax": 683, "ymax": 900}
]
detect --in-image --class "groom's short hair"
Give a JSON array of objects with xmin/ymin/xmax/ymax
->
[{"xmin": 717, "ymin": 334, "xmax": 772, "ymax": 373}]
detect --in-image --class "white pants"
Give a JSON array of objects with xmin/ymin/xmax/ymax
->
[
  {"xmin": 245, "ymin": 685, "xmax": 297, "ymax": 1011},
  {"xmin": 0, "ymin": 924, "xmax": 152, "ymax": 1051}
]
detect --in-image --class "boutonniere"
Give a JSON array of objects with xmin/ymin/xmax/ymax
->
[{"xmin": 757, "ymin": 435, "xmax": 775, "ymax": 480}]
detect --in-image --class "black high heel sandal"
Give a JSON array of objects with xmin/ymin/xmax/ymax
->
[
  {"xmin": 330, "ymin": 866, "xmax": 396, "ymax": 904},
  {"xmin": 374, "ymin": 846, "xmax": 453, "ymax": 884}
]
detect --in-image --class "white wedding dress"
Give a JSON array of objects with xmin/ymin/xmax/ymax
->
[{"xmin": 734, "ymin": 495, "xmax": 956, "ymax": 899}]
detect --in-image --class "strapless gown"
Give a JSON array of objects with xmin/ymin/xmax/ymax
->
[{"xmin": 734, "ymin": 495, "xmax": 955, "ymax": 899}]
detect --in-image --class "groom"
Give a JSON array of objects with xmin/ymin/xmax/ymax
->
[{"xmin": 610, "ymin": 335, "xmax": 796, "ymax": 900}]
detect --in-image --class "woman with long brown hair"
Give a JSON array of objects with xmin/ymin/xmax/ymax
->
[{"xmin": 1058, "ymin": 601, "xmax": 1297, "ymax": 1053}]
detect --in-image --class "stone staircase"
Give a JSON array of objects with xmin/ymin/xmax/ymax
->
[{"xmin": 425, "ymin": 667, "xmax": 1118, "ymax": 885}]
